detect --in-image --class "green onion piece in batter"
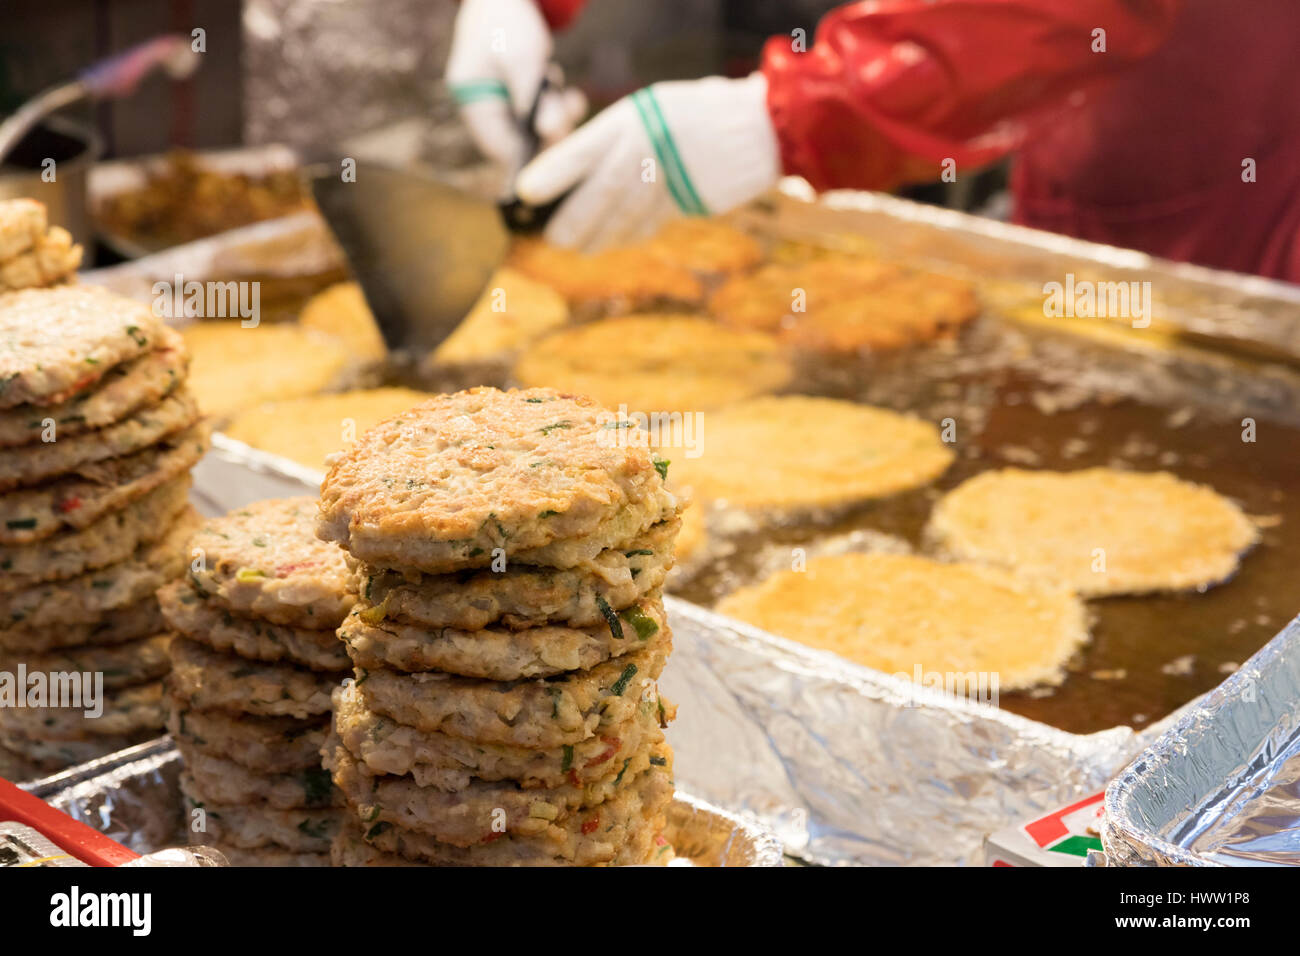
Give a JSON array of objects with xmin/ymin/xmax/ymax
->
[
  {"xmin": 596, "ymin": 596, "xmax": 623, "ymax": 640},
  {"xmin": 613, "ymin": 757, "xmax": 632, "ymax": 786},
  {"xmin": 561, "ymin": 745, "xmax": 574, "ymax": 772},
  {"xmin": 652, "ymin": 456, "xmax": 669, "ymax": 481},
  {"xmin": 611, "ymin": 663, "xmax": 638, "ymax": 696},
  {"xmin": 618, "ymin": 605, "xmax": 659, "ymax": 640}
]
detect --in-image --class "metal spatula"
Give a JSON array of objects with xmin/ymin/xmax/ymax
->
[
  {"xmin": 309, "ymin": 80, "xmax": 569, "ymax": 354},
  {"xmin": 310, "ymin": 163, "xmax": 513, "ymax": 354}
]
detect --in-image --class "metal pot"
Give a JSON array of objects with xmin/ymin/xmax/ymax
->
[{"xmin": 0, "ymin": 115, "xmax": 102, "ymax": 260}]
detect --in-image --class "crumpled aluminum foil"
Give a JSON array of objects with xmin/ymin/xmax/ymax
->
[
  {"xmin": 660, "ymin": 599, "xmax": 1190, "ymax": 866},
  {"xmin": 23, "ymin": 739, "xmax": 784, "ymax": 868},
  {"xmin": 79, "ymin": 182, "xmax": 1300, "ymax": 866},
  {"xmin": 1103, "ymin": 616, "xmax": 1300, "ymax": 866},
  {"xmin": 187, "ymin": 438, "xmax": 1169, "ymax": 866},
  {"xmin": 186, "ymin": 435, "xmax": 1195, "ymax": 867}
]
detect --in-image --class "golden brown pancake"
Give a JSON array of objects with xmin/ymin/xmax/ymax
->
[
  {"xmin": 668, "ymin": 395, "xmax": 953, "ymax": 511},
  {"xmin": 927, "ymin": 468, "xmax": 1260, "ymax": 596},
  {"xmin": 709, "ymin": 258, "xmax": 977, "ymax": 353},
  {"xmin": 513, "ymin": 315, "xmax": 791, "ymax": 415},
  {"xmin": 717, "ymin": 552, "xmax": 1089, "ymax": 689}
]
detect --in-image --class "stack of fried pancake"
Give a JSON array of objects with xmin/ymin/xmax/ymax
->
[
  {"xmin": 0, "ymin": 278, "xmax": 208, "ymax": 772},
  {"xmin": 158, "ymin": 497, "xmax": 353, "ymax": 866},
  {"xmin": 0, "ymin": 199, "xmax": 82, "ymax": 292},
  {"xmin": 318, "ymin": 387, "xmax": 681, "ymax": 866}
]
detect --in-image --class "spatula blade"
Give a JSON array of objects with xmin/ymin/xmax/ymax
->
[{"xmin": 310, "ymin": 162, "xmax": 509, "ymax": 353}]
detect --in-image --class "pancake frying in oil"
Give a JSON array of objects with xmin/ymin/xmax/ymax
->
[
  {"xmin": 667, "ymin": 395, "xmax": 953, "ymax": 511},
  {"xmin": 709, "ymin": 257, "xmax": 977, "ymax": 353},
  {"xmin": 717, "ymin": 552, "xmax": 1089, "ymax": 690},
  {"xmin": 513, "ymin": 315, "xmax": 792, "ymax": 415},
  {"xmin": 927, "ymin": 467, "xmax": 1260, "ymax": 596}
]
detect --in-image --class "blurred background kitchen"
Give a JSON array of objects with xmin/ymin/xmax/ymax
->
[{"xmin": 0, "ymin": 0, "xmax": 999, "ymax": 267}]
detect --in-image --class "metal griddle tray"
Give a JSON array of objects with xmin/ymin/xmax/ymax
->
[{"xmin": 73, "ymin": 182, "xmax": 1300, "ymax": 865}]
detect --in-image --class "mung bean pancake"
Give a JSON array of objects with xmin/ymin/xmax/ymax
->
[
  {"xmin": 709, "ymin": 258, "xmax": 900, "ymax": 333},
  {"xmin": 927, "ymin": 467, "xmax": 1261, "ymax": 596},
  {"xmin": 0, "ymin": 597, "xmax": 165, "ymax": 654},
  {"xmin": 0, "ymin": 198, "xmax": 47, "ymax": 261},
  {"xmin": 0, "ymin": 730, "xmax": 149, "ymax": 772},
  {"xmin": 296, "ymin": 281, "xmax": 387, "ymax": 363},
  {"xmin": 212, "ymin": 845, "xmax": 328, "ymax": 868},
  {"xmin": 0, "ymin": 507, "xmax": 198, "ymax": 629},
  {"xmin": 351, "ymin": 517, "xmax": 677, "ymax": 631},
  {"xmin": 179, "ymin": 774, "xmax": 340, "ymax": 852},
  {"xmin": 0, "ymin": 387, "xmax": 199, "ymax": 491},
  {"xmin": 0, "ymin": 285, "xmax": 165, "ymax": 409},
  {"xmin": 0, "ymin": 633, "xmax": 172, "ymax": 691},
  {"xmin": 0, "ymin": 326, "xmax": 187, "ymax": 448},
  {"xmin": 222, "ymin": 388, "xmax": 427, "ymax": 472},
  {"xmin": 668, "ymin": 395, "xmax": 953, "ymax": 511},
  {"xmin": 164, "ymin": 694, "xmax": 328, "ymax": 772},
  {"xmin": 158, "ymin": 580, "xmax": 349, "ymax": 672},
  {"xmin": 326, "ymin": 729, "xmax": 667, "ymax": 847},
  {"xmin": 637, "ymin": 219, "xmax": 764, "ymax": 275},
  {"xmin": 355, "ymin": 639, "xmax": 671, "ymax": 749},
  {"xmin": 0, "ymin": 423, "xmax": 208, "ymax": 544},
  {"xmin": 350, "ymin": 762, "xmax": 673, "ymax": 866},
  {"xmin": 716, "ymin": 552, "xmax": 1089, "ymax": 689},
  {"xmin": 317, "ymin": 388, "xmax": 679, "ymax": 573},
  {"xmin": 0, "ymin": 679, "xmax": 164, "ymax": 739},
  {"xmin": 167, "ymin": 636, "xmax": 340, "ymax": 719},
  {"xmin": 431, "ymin": 267, "xmax": 570, "ymax": 365},
  {"xmin": 181, "ymin": 322, "xmax": 349, "ymax": 422},
  {"xmin": 339, "ymin": 592, "xmax": 667, "ymax": 680},
  {"xmin": 177, "ymin": 747, "xmax": 340, "ymax": 809},
  {"xmin": 513, "ymin": 315, "xmax": 791, "ymax": 415},
  {"xmin": 780, "ymin": 271, "xmax": 979, "ymax": 353},
  {"xmin": 331, "ymin": 680, "xmax": 670, "ymax": 790},
  {"xmin": 0, "ymin": 476, "xmax": 191, "ymax": 591},
  {"xmin": 709, "ymin": 258, "xmax": 977, "ymax": 353},
  {"xmin": 508, "ymin": 238, "xmax": 704, "ymax": 311},
  {"xmin": 187, "ymin": 496, "xmax": 355, "ymax": 628},
  {"xmin": 0, "ymin": 227, "xmax": 82, "ymax": 291}
]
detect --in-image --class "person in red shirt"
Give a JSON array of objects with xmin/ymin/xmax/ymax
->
[{"xmin": 447, "ymin": 0, "xmax": 1300, "ymax": 282}]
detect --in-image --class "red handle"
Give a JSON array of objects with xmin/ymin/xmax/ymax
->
[{"xmin": 0, "ymin": 777, "xmax": 139, "ymax": 867}]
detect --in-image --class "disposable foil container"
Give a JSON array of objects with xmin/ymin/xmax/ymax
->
[
  {"xmin": 22, "ymin": 739, "xmax": 783, "ymax": 868},
  {"xmin": 189, "ymin": 437, "xmax": 1183, "ymax": 867},
  {"xmin": 1103, "ymin": 616, "xmax": 1300, "ymax": 866}
]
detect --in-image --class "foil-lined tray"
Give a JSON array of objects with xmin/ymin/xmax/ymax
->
[
  {"xmin": 21, "ymin": 739, "xmax": 783, "ymax": 868},
  {"xmin": 164, "ymin": 440, "xmax": 1185, "ymax": 866},
  {"xmin": 76, "ymin": 183, "xmax": 1300, "ymax": 865},
  {"xmin": 1103, "ymin": 615, "xmax": 1300, "ymax": 866}
]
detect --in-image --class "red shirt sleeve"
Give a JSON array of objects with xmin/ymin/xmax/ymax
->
[
  {"xmin": 761, "ymin": 0, "xmax": 1183, "ymax": 192},
  {"xmin": 536, "ymin": 0, "xmax": 587, "ymax": 30}
]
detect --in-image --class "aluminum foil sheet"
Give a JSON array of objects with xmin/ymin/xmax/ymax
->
[
  {"xmin": 73, "ymin": 183, "xmax": 1300, "ymax": 865},
  {"xmin": 1103, "ymin": 616, "xmax": 1300, "ymax": 866},
  {"xmin": 22, "ymin": 739, "xmax": 783, "ymax": 868},
  {"xmin": 187, "ymin": 439, "xmax": 1163, "ymax": 866}
]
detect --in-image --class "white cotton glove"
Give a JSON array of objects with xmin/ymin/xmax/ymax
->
[
  {"xmin": 445, "ymin": 0, "xmax": 587, "ymax": 175},
  {"xmin": 514, "ymin": 73, "xmax": 781, "ymax": 251}
]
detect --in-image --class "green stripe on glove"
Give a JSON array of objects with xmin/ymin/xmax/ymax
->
[
  {"xmin": 450, "ymin": 79, "xmax": 510, "ymax": 105},
  {"xmin": 631, "ymin": 87, "xmax": 710, "ymax": 217}
]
